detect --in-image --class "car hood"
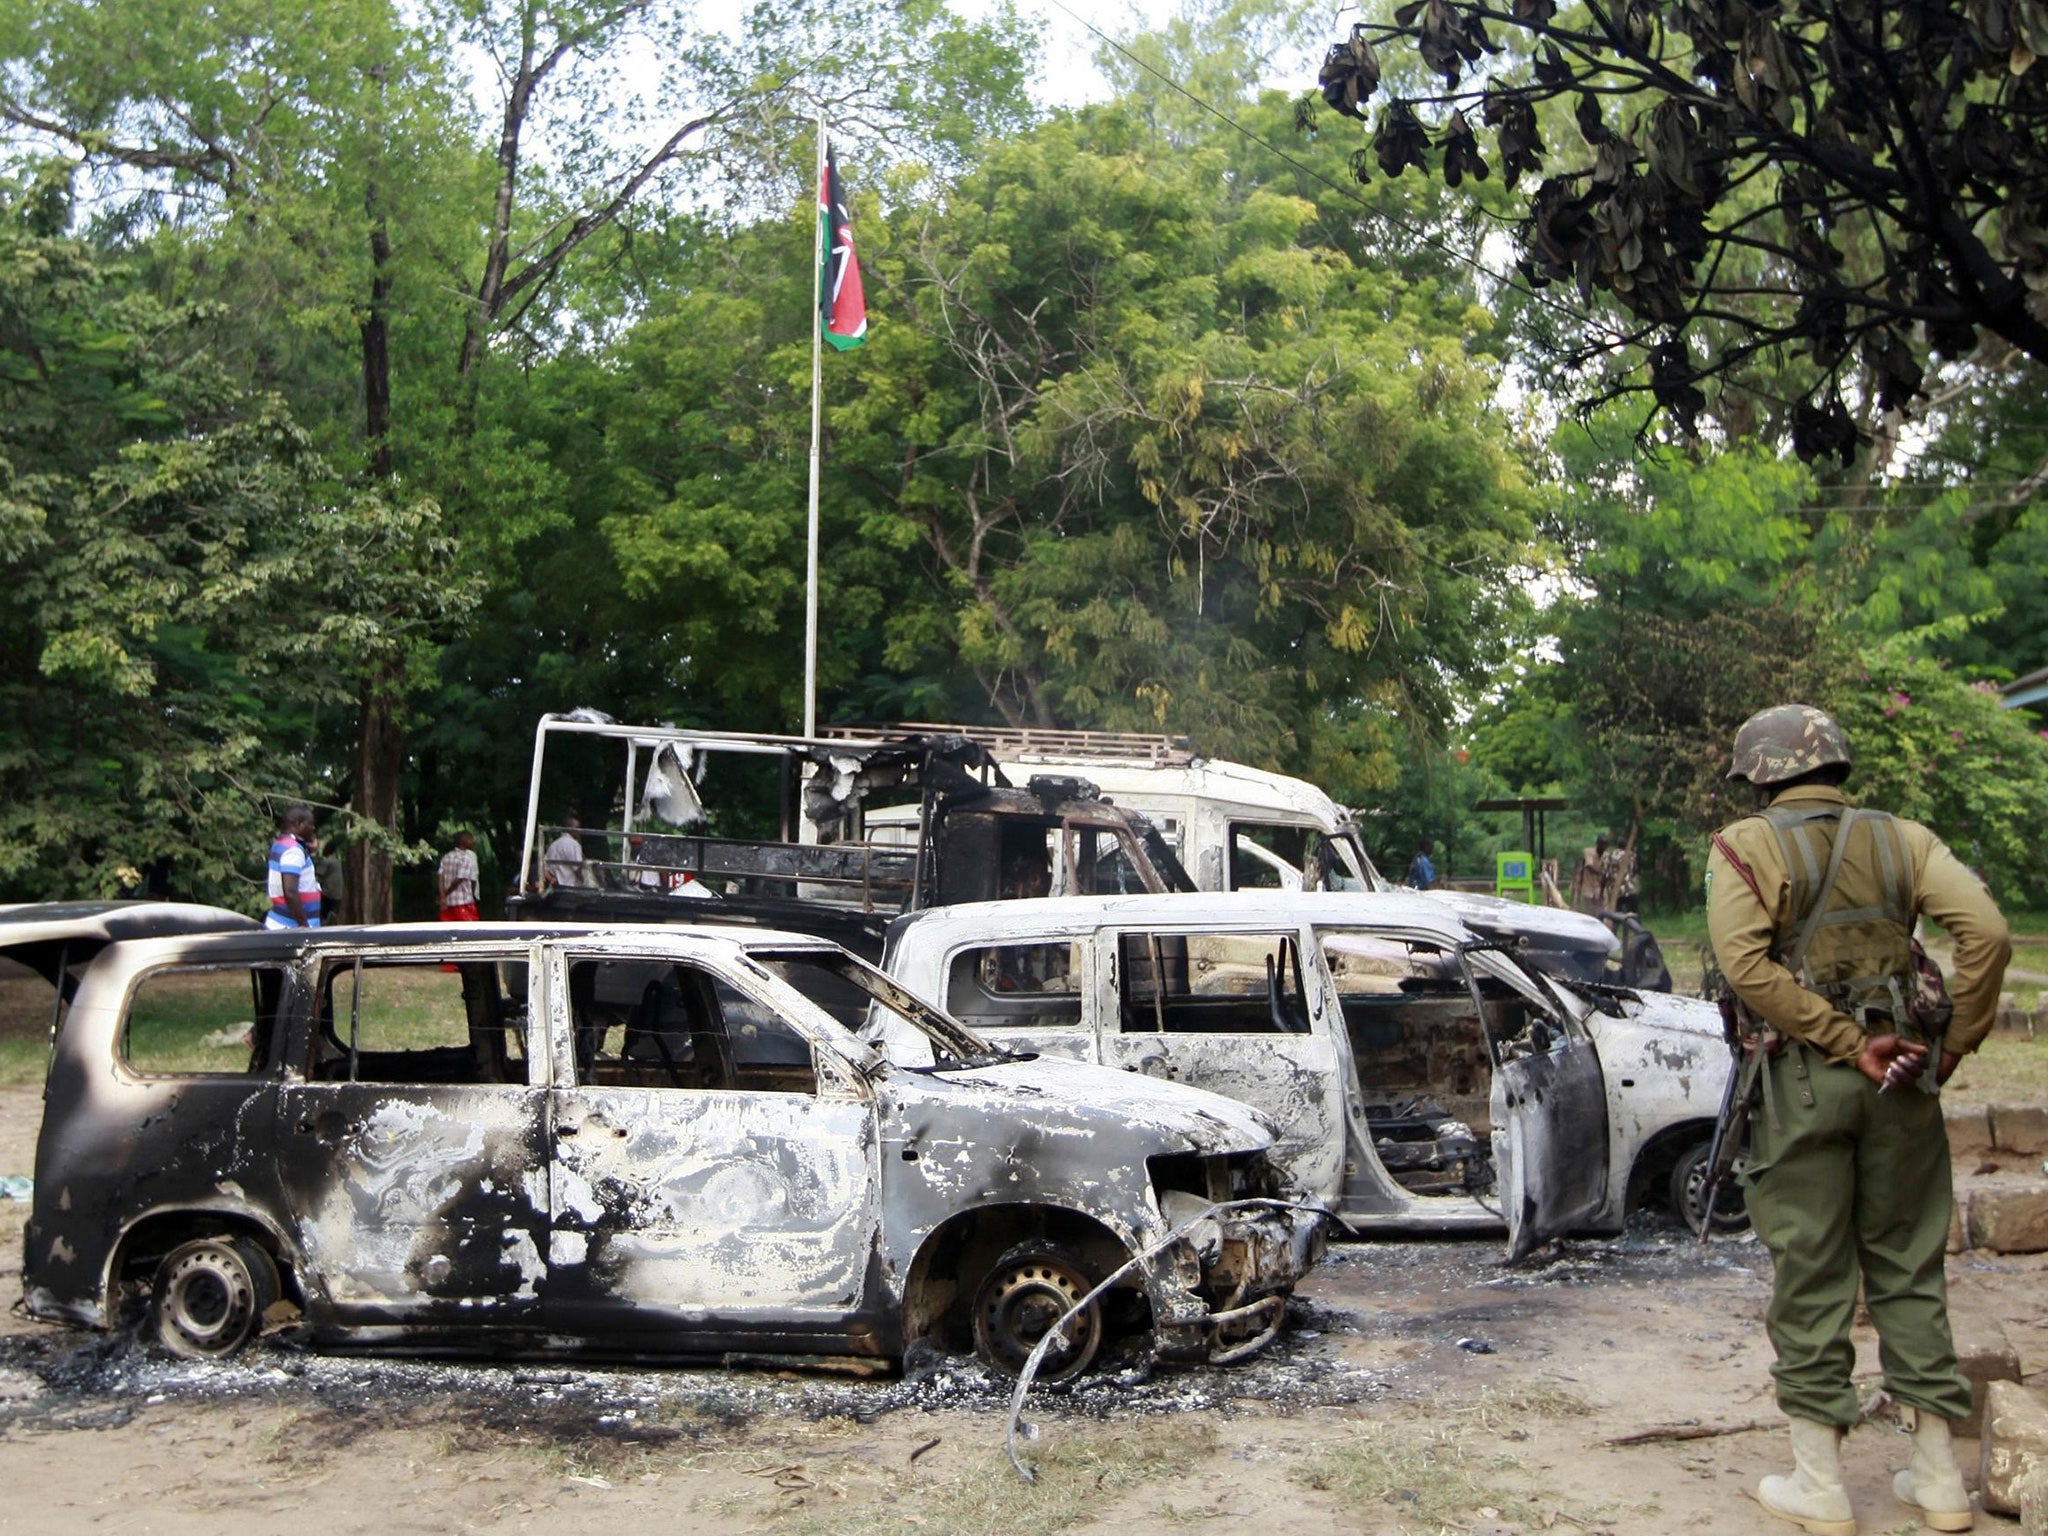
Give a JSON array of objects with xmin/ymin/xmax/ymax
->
[
  {"xmin": 1615, "ymin": 986, "xmax": 1725, "ymax": 1041},
  {"xmin": 1422, "ymin": 891, "xmax": 1620, "ymax": 956},
  {"xmin": 883, "ymin": 1054, "xmax": 1279, "ymax": 1158}
]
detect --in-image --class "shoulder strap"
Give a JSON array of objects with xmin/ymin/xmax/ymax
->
[
  {"xmin": 1784, "ymin": 808, "xmax": 1860, "ymax": 978},
  {"xmin": 1859, "ymin": 810, "xmax": 1915, "ymax": 926}
]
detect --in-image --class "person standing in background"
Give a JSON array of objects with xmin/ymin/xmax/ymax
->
[
  {"xmin": 438, "ymin": 831, "xmax": 481, "ymax": 922},
  {"xmin": 312, "ymin": 833, "xmax": 344, "ymax": 926},
  {"xmin": 544, "ymin": 814, "xmax": 589, "ymax": 888},
  {"xmin": 266, "ymin": 806, "xmax": 322, "ymax": 930},
  {"xmin": 1405, "ymin": 839, "xmax": 1437, "ymax": 890}
]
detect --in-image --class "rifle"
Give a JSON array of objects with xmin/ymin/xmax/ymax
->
[{"xmin": 1695, "ymin": 1025, "xmax": 1761, "ymax": 1245}]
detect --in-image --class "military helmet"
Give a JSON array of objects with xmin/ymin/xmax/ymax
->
[{"xmin": 1726, "ymin": 704, "xmax": 1851, "ymax": 786}]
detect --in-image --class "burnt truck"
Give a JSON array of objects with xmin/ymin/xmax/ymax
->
[
  {"xmin": 5, "ymin": 902, "xmax": 1318, "ymax": 1378},
  {"xmin": 826, "ymin": 722, "xmax": 1647, "ymax": 987},
  {"xmin": 506, "ymin": 715, "xmax": 1193, "ymax": 958}
]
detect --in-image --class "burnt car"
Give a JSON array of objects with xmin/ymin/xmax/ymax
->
[
  {"xmin": 10, "ymin": 905, "xmax": 1317, "ymax": 1380},
  {"xmin": 882, "ymin": 892, "xmax": 1732, "ymax": 1259}
]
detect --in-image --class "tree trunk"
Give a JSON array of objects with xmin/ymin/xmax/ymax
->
[
  {"xmin": 362, "ymin": 178, "xmax": 393, "ymax": 478},
  {"xmin": 348, "ymin": 670, "xmax": 404, "ymax": 924},
  {"xmin": 349, "ymin": 127, "xmax": 401, "ymax": 920}
]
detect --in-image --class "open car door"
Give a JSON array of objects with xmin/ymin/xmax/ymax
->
[{"xmin": 1461, "ymin": 944, "xmax": 1609, "ymax": 1260}]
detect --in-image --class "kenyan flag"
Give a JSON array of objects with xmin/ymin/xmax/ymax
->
[{"xmin": 818, "ymin": 143, "xmax": 867, "ymax": 352}]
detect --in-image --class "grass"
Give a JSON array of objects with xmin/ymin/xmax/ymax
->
[
  {"xmin": 1417, "ymin": 1382, "xmax": 1596, "ymax": 1428},
  {"xmin": 751, "ymin": 1420, "xmax": 1221, "ymax": 1536},
  {"xmin": 1646, "ymin": 908, "xmax": 1712, "ymax": 949},
  {"xmin": 1937, "ymin": 1034, "xmax": 2048, "ymax": 1108},
  {"xmin": 1294, "ymin": 1417, "xmax": 1533, "ymax": 1531}
]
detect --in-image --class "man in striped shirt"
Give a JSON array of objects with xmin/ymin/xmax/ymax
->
[{"xmin": 266, "ymin": 806, "xmax": 322, "ymax": 929}]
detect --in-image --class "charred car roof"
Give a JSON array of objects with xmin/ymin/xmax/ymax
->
[{"xmin": 0, "ymin": 900, "xmax": 259, "ymax": 990}]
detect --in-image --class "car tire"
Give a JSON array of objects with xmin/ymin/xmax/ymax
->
[
  {"xmin": 971, "ymin": 1242, "xmax": 1103, "ymax": 1383},
  {"xmin": 151, "ymin": 1235, "xmax": 279, "ymax": 1359},
  {"xmin": 1670, "ymin": 1140, "xmax": 1751, "ymax": 1238}
]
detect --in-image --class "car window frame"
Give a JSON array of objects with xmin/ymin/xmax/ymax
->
[
  {"xmin": 939, "ymin": 936, "xmax": 1091, "ymax": 1033},
  {"xmin": 304, "ymin": 943, "xmax": 545, "ymax": 1089},
  {"xmin": 114, "ymin": 957, "xmax": 295, "ymax": 1082},
  {"xmin": 543, "ymin": 941, "xmax": 880, "ymax": 1098}
]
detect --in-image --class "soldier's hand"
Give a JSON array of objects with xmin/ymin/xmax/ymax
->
[
  {"xmin": 1936, "ymin": 1049, "xmax": 1962, "ymax": 1086},
  {"xmin": 1856, "ymin": 1033, "xmax": 1928, "ymax": 1089}
]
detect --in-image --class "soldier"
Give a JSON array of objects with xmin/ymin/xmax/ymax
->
[{"xmin": 1707, "ymin": 704, "xmax": 2010, "ymax": 1536}]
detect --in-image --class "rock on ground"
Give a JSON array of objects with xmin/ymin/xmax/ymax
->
[{"xmin": 1982, "ymin": 1378, "xmax": 2048, "ymax": 1516}]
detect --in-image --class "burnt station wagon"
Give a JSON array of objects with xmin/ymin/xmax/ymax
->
[
  {"xmin": 881, "ymin": 892, "xmax": 1734, "ymax": 1258},
  {"xmin": 5, "ymin": 904, "xmax": 1319, "ymax": 1380}
]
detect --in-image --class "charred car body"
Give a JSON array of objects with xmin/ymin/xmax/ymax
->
[
  {"xmin": 11, "ymin": 904, "xmax": 1316, "ymax": 1377},
  {"xmin": 507, "ymin": 716, "xmax": 1191, "ymax": 960},
  {"xmin": 880, "ymin": 892, "xmax": 1732, "ymax": 1259}
]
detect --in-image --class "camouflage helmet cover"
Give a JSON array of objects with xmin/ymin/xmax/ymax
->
[{"xmin": 1726, "ymin": 704, "xmax": 1852, "ymax": 786}]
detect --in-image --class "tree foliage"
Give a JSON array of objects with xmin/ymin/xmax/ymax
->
[
  {"xmin": 1482, "ymin": 408, "xmax": 2048, "ymax": 905},
  {"xmin": 1309, "ymin": 0, "xmax": 2048, "ymax": 455},
  {"xmin": 569, "ymin": 105, "xmax": 1538, "ymax": 803},
  {"xmin": 0, "ymin": 215, "xmax": 474, "ymax": 905}
]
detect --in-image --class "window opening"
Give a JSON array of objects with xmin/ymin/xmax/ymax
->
[
  {"xmin": 944, "ymin": 942, "xmax": 1083, "ymax": 1029},
  {"xmin": 122, "ymin": 964, "xmax": 288, "ymax": 1076},
  {"xmin": 1115, "ymin": 931, "xmax": 1308, "ymax": 1034},
  {"xmin": 566, "ymin": 958, "xmax": 817, "ymax": 1094},
  {"xmin": 316, "ymin": 957, "xmax": 526, "ymax": 1085}
]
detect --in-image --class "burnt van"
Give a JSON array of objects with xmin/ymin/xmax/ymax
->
[{"xmin": 6, "ymin": 903, "xmax": 1318, "ymax": 1380}]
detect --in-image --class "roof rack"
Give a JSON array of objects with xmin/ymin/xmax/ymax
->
[{"xmin": 821, "ymin": 721, "xmax": 1198, "ymax": 768}]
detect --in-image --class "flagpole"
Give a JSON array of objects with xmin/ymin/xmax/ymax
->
[{"xmin": 803, "ymin": 106, "xmax": 826, "ymax": 739}]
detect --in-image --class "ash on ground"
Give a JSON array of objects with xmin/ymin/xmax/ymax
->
[
  {"xmin": 0, "ymin": 1298, "xmax": 1384, "ymax": 1445},
  {"xmin": 0, "ymin": 1221, "xmax": 1758, "ymax": 1446}
]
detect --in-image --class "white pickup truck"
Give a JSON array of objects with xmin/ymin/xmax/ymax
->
[{"xmin": 876, "ymin": 891, "xmax": 1738, "ymax": 1258}]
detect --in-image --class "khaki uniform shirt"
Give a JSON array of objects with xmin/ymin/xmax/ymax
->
[{"xmin": 1706, "ymin": 784, "xmax": 2010, "ymax": 1060}]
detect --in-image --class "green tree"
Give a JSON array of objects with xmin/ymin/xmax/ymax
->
[
  {"xmin": 1, "ymin": 0, "xmax": 1041, "ymax": 916},
  {"xmin": 0, "ymin": 212, "xmax": 475, "ymax": 905},
  {"xmin": 1307, "ymin": 0, "xmax": 2048, "ymax": 454},
  {"xmin": 575, "ymin": 103, "xmax": 1538, "ymax": 802}
]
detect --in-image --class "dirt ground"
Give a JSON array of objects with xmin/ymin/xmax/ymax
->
[{"xmin": 0, "ymin": 1084, "xmax": 2041, "ymax": 1536}]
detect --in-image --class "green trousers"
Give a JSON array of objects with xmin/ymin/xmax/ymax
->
[{"xmin": 1741, "ymin": 1040, "xmax": 1972, "ymax": 1426}]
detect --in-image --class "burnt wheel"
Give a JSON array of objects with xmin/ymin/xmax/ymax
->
[
  {"xmin": 1672, "ymin": 1140, "xmax": 1751, "ymax": 1238},
  {"xmin": 151, "ymin": 1236, "xmax": 278, "ymax": 1359},
  {"xmin": 971, "ymin": 1242, "xmax": 1103, "ymax": 1382}
]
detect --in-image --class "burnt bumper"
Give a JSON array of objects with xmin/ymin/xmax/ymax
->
[{"xmin": 1152, "ymin": 1199, "xmax": 1324, "ymax": 1364}]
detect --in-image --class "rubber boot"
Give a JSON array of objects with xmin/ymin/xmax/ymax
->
[
  {"xmin": 1892, "ymin": 1406, "xmax": 1974, "ymax": 1531},
  {"xmin": 1758, "ymin": 1418, "xmax": 1859, "ymax": 1536}
]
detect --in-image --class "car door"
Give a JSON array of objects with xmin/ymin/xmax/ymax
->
[
  {"xmin": 541, "ymin": 946, "xmax": 882, "ymax": 1344},
  {"xmin": 1462, "ymin": 946, "xmax": 1610, "ymax": 1259},
  {"xmin": 931, "ymin": 934, "xmax": 1098, "ymax": 1065},
  {"xmin": 1101, "ymin": 927, "xmax": 1347, "ymax": 1202},
  {"xmin": 274, "ymin": 947, "xmax": 551, "ymax": 1320}
]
